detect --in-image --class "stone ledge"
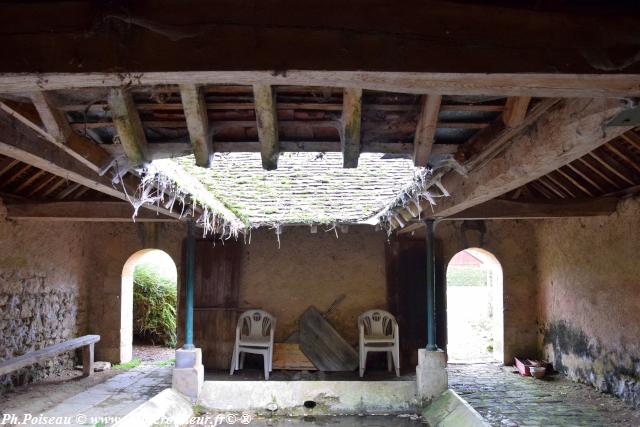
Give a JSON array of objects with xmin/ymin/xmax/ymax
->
[
  {"xmin": 113, "ymin": 388, "xmax": 193, "ymax": 427},
  {"xmin": 422, "ymin": 389, "xmax": 490, "ymax": 427}
]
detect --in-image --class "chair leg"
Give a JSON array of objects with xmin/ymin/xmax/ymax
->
[
  {"xmin": 359, "ymin": 348, "xmax": 367, "ymax": 378},
  {"xmin": 229, "ymin": 346, "xmax": 237, "ymax": 375},
  {"xmin": 263, "ymin": 353, "xmax": 269, "ymax": 380},
  {"xmin": 387, "ymin": 351, "xmax": 393, "ymax": 372},
  {"xmin": 269, "ymin": 345, "xmax": 274, "ymax": 372},
  {"xmin": 393, "ymin": 344, "xmax": 400, "ymax": 377}
]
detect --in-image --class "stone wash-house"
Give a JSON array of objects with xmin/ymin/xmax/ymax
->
[{"xmin": 0, "ymin": 2, "xmax": 639, "ymax": 424}]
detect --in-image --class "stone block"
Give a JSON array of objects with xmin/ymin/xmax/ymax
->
[
  {"xmin": 416, "ymin": 349, "xmax": 448, "ymax": 402},
  {"xmin": 172, "ymin": 348, "xmax": 204, "ymax": 401}
]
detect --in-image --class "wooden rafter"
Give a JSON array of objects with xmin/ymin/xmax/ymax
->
[
  {"xmin": 565, "ymin": 163, "xmax": 604, "ymax": 192},
  {"xmin": 545, "ymin": 173, "xmax": 576, "ymax": 198},
  {"xmin": 28, "ymin": 174, "xmax": 58, "ymax": 197},
  {"xmin": 413, "ymin": 95, "xmax": 442, "ymax": 167},
  {"xmin": 14, "ymin": 169, "xmax": 46, "ymax": 193},
  {"xmin": 398, "ymin": 98, "xmax": 631, "ymax": 223},
  {"xmin": 30, "ymin": 91, "xmax": 113, "ymax": 174},
  {"xmin": 56, "ymin": 183, "xmax": 82, "ymax": 200},
  {"xmin": 253, "ymin": 84, "xmax": 279, "ymax": 170},
  {"xmin": 587, "ymin": 152, "xmax": 635, "ymax": 185},
  {"xmin": 108, "ymin": 88, "xmax": 149, "ymax": 166},
  {"xmin": 502, "ymin": 97, "xmax": 532, "ymax": 127},
  {"xmin": 555, "ymin": 168, "xmax": 594, "ymax": 197},
  {"xmin": 577, "ymin": 157, "xmax": 620, "ymax": 189},
  {"xmin": 341, "ymin": 88, "xmax": 362, "ymax": 168},
  {"xmin": 180, "ymin": 84, "xmax": 213, "ymax": 167}
]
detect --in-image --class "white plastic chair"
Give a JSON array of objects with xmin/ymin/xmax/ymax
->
[
  {"xmin": 358, "ymin": 309, "xmax": 400, "ymax": 377},
  {"xmin": 229, "ymin": 310, "xmax": 275, "ymax": 380}
]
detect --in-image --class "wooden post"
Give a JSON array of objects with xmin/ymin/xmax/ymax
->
[
  {"xmin": 341, "ymin": 88, "xmax": 362, "ymax": 168},
  {"xmin": 82, "ymin": 343, "xmax": 94, "ymax": 376}
]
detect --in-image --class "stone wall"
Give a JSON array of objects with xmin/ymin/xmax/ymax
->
[
  {"xmin": 0, "ymin": 201, "xmax": 88, "ymax": 389},
  {"xmin": 536, "ymin": 196, "xmax": 640, "ymax": 408}
]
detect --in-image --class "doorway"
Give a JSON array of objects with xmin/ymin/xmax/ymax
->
[{"xmin": 446, "ymin": 248, "xmax": 503, "ymax": 363}]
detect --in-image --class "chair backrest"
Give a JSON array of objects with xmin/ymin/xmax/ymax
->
[
  {"xmin": 237, "ymin": 310, "xmax": 275, "ymax": 340},
  {"xmin": 358, "ymin": 309, "xmax": 396, "ymax": 337}
]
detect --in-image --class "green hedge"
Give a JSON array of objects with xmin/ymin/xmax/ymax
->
[
  {"xmin": 446, "ymin": 265, "xmax": 488, "ymax": 287},
  {"xmin": 133, "ymin": 262, "xmax": 177, "ymax": 347}
]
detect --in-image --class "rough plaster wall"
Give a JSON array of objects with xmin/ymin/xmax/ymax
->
[
  {"xmin": 0, "ymin": 200, "xmax": 90, "ymax": 389},
  {"xmin": 536, "ymin": 196, "xmax": 640, "ymax": 408},
  {"xmin": 239, "ymin": 226, "xmax": 388, "ymax": 345},
  {"xmin": 434, "ymin": 219, "xmax": 539, "ymax": 364}
]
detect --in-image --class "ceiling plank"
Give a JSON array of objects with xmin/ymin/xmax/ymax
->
[
  {"xmin": 253, "ymin": 84, "xmax": 279, "ymax": 170},
  {"xmin": 414, "ymin": 98, "xmax": 631, "ymax": 220},
  {"xmin": 341, "ymin": 88, "xmax": 362, "ymax": 168},
  {"xmin": 180, "ymin": 84, "xmax": 213, "ymax": 167},
  {"xmin": 108, "ymin": 88, "xmax": 149, "ymax": 166},
  {"xmin": 30, "ymin": 91, "xmax": 113, "ymax": 174},
  {"xmin": 2, "ymin": 1, "xmax": 640, "ymax": 77},
  {"xmin": 5, "ymin": 201, "xmax": 177, "ymax": 222},
  {"xmin": 413, "ymin": 95, "xmax": 442, "ymax": 167},
  {"xmin": 502, "ymin": 97, "xmax": 532, "ymax": 127}
]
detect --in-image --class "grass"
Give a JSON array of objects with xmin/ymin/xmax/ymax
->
[
  {"xmin": 133, "ymin": 262, "xmax": 177, "ymax": 347},
  {"xmin": 113, "ymin": 357, "xmax": 141, "ymax": 370},
  {"xmin": 155, "ymin": 357, "xmax": 175, "ymax": 367}
]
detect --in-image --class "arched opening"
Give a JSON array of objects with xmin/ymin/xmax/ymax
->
[
  {"xmin": 121, "ymin": 249, "xmax": 177, "ymax": 364},
  {"xmin": 446, "ymin": 248, "xmax": 503, "ymax": 363}
]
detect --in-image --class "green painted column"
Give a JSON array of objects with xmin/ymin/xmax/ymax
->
[
  {"xmin": 425, "ymin": 219, "xmax": 438, "ymax": 351},
  {"xmin": 184, "ymin": 219, "xmax": 195, "ymax": 349}
]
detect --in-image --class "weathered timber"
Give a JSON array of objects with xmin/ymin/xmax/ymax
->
[
  {"xmin": 341, "ymin": 88, "xmax": 362, "ymax": 168},
  {"xmin": 180, "ymin": 84, "xmax": 213, "ymax": 167},
  {"xmin": 299, "ymin": 306, "xmax": 358, "ymax": 371},
  {"xmin": 428, "ymin": 98, "xmax": 632, "ymax": 219},
  {"xmin": 1, "ymin": 1, "xmax": 640, "ymax": 76},
  {"xmin": 5, "ymin": 201, "xmax": 178, "ymax": 222},
  {"xmin": 502, "ymin": 97, "xmax": 532, "ymax": 127},
  {"xmin": 413, "ymin": 95, "xmax": 442, "ymax": 167},
  {"xmin": 272, "ymin": 343, "xmax": 318, "ymax": 371},
  {"xmin": 0, "ymin": 335, "xmax": 100, "ymax": 377},
  {"xmin": 253, "ymin": 84, "xmax": 279, "ymax": 170},
  {"xmin": 108, "ymin": 88, "xmax": 149, "ymax": 166}
]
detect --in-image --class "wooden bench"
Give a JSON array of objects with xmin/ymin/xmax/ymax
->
[{"xmin": 0, "ymin": 335, "xmax": 100, "ymax": 377}]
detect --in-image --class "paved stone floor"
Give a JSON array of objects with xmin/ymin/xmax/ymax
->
[
  {"xmin": 448, "ymin": 363, "xmax": 640, "ymax": 427},
  {"xmin": 39, "ymin": 363, "xmax": 172, "ymax": 426}
]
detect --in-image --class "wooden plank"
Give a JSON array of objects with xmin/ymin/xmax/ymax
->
[
  {"xmin": 253, "ymin": 84, "xmax": 279, "ymax": 170},
  {"xmin": 341, "ymin": 88, "xmax": 362, "ymax": 168},
  {"xmin": 426, "ymin": 98, "xmax": 632, "ymax": 219},
  {"xmin": 180, "ymin": 84, "xmax": 213, "ymax": 167},
  {"xmin": 272, "ymin": 343, "xmax": 318, "ymax": 371},
  {"xmin": 0, "ymin": 335, "xmax": 100, "ymax": 376},
  {"xmin": 5, "ymin": 201, "xmax": 177, "ymax": 222},
  {"xmin": 299, "ymin": 306, "xmax": 358, "ymax": 371},
  {"xmin": 413, "ymin": 95, "xmax": 442, "ymax": 167},
  {"xmin": 2, "ymin": 1, "xmax": 640, "ymax": 78},
  {"xmin": 108, "ymin": 88, "xmax": 149, "ymax": 166},
  {"xmin": 502, "ymin": 97, "xmax": 532, "ymax": 127},
  {"xmin": 29, "ymin": 92, "xmax": 113, "ymax": 174},
  {"xmin": 446, "ymin": 198, "xmax": 619, "ymax": 220}
]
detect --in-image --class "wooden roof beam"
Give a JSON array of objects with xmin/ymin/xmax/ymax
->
[
  {"xmin": 413, "ymin": 95, "xmax": 442, "ymax": 167},
  {"xmin": 30, "ymin": 91, "xmax": 113, "ymax": 175},
  {"xmin": 180, "ymin": 84, "xmax": 213, "ymax": 167},
  {"xmin": 5, "ymin": 201, "xmax": 177, "ymax": 222},
  {"xmin": 253, "ymin": 84, "xmax": 279, "ymax": 170},
  {"xmin": 341, "ymin": 88, "xmax": 362, "ymax": 168},
  {"xmin": 108, "ymin": 88, "xmax": 149, "ymax": 167},
  {"xmin": 502, "ymin": 97, "xmax": 532, "ymax": 128}
]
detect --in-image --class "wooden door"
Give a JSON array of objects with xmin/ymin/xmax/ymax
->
[{"xmin": 179, "ymin": 239, "xmax": 242, "ymax": 369}]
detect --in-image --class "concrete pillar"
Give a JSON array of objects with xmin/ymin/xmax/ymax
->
[
  {"xmin": 172, "ymin": 348, "xmax": 204, "ymax": 401},
  {"xmin": 416, "ymin": 349, "xmax": 448, "ymax": 402}
]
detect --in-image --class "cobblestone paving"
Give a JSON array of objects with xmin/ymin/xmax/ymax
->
[{"xmin": 448, "ymin": 363, "xmax": 640, "ymax": 427}]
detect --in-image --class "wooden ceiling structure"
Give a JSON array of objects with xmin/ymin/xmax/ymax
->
[{"xmin": 0, "ymin": 1, "xmax": 639, "ymax": 229}]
